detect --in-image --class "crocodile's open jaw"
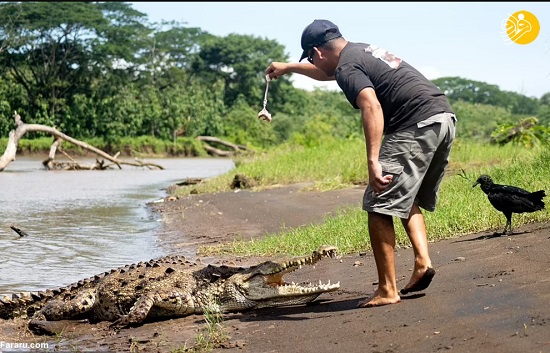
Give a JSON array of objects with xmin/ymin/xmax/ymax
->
[{"xmin": 240, "ymin": 245, "xmax": 341, "ymax": 301}]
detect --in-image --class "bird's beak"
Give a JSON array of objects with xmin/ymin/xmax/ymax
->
[{"xmin": 472, "ymin": 181, "xmax": 479, "ymax": 188}]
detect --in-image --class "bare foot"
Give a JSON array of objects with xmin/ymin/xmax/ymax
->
[
  {"xmin": 357, "ymin": 291, "xmax": 401, "ymax": 308},
  {"xmin": 400, "ymin": 267, "xmax": 436, "ymax": 295}
]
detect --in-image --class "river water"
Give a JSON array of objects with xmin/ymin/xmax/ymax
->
[{"xmin": 0, "ymin": 157, "xmax": 235, "ymax": 295}]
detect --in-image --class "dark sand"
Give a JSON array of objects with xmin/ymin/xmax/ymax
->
[{"xmin": 1, "ymin": 183, "xmax": 549, "ymax": 353}]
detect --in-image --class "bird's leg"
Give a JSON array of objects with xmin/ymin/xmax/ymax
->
[{"xmin": 504, "ymin": 212, "xmax": 513, "ymax": 235}]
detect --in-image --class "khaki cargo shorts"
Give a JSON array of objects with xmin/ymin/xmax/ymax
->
[{"xmin": 363, "ymin": 112, "xmax": 456, "ymax": 219}]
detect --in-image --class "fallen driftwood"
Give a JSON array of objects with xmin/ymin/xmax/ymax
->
[
  {"xmin": 175, "ymin": 178, "xmax": 203, "ymax": 186},
  {"xmin": 196, "ymin": 136, "xmax": 250, "ymax": 157},
  {"xmin": 0, "ymin": 112, "xmax": 164, "ymax": 171}
]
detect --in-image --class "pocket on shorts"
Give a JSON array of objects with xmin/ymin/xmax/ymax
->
[
  {"xmin": 411, "ymin": 123, "xmax": 440, "ymax": 159},
  {"xmin": 380, "ymin": 162, "xmax": 404, "ymax": 178}
]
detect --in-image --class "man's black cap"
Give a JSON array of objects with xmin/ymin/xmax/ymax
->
[{"xmin": 299, "ymin": 19, "xmax": 342, "ymax": 62}]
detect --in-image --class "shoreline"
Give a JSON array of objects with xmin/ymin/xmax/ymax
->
[
  {"xmin": 149, "ymin": 182, "xmax": 366, "ymax": 258},
  {"xmin": 1, "ymin": 184, "xmax": 549, "ymax": 353}
]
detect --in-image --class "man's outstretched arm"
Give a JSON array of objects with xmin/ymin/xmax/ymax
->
[{"xmin": 266, "ymin": 62, "xmax": 335, "ymax": 81}]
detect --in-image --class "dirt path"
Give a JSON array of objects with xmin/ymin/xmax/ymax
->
[{"xmin": 1, "ymin": 184, "xmax": 549, "ymax": 353}]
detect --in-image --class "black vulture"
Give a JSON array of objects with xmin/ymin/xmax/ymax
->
[{"xmin": 472, "ymin": 175, "xmax": 546, "ymax": 235}]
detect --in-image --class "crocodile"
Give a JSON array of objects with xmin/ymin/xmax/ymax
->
[{"xmin": 0, "ymin": 245, "xmax": 340, "ymax": 333}]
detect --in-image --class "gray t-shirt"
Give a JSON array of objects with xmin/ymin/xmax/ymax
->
[{"xmin": 335, "ymin": 42, "xmax": 453, "ymax": 134}]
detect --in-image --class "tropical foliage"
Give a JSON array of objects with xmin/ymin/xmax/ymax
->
[{"xmin": 0, "ymin": 2, "xmax": 548, "ymax": 154}]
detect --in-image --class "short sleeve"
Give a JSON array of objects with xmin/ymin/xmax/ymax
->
[{"xmin": 335, "ymin": 62, "xmax": 374, "ymax": 109}]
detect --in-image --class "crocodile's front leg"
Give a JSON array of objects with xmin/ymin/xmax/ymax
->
[{"xmin": 110, "ymin": 289, "xmax": 195, "ymax": 328}]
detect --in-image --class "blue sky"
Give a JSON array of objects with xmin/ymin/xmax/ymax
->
[{"xmin": 130, "ymin": 2, "xmax": 550, "ymax": 99}]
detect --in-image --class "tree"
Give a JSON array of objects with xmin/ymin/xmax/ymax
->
[
  {"xmin": 0, "ymin": 2, "xmax": 23, "ymax": 54},
  {"xmin": 93, "ymin": 1, "xmax": 151, "ymax": 73},
  {"xmin": 0, "ymin": 2, "xmax": 152, "ymax": 137},
  {"xmin": 537, "ymin": 92, "xmax": 550, "ymax": 126},
  {"xmin": 432, "ymin": 76, "xmax": 539, "ymax": 115},
  {"xmin": 191, "ymin": 33, "xmax": 291, "ymax": 110},
  {"xmin": 144, "ymin": 21, "xmax": 209, "ymax": 71},
  {"xmin": 0, "ymin": 3, "xmax": 106, "ymax": 122},
  {"xmin": 450, "ymin": 100, "xmax": 513, "ymax": 140}
]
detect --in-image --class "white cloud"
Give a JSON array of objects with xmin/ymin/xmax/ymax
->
[
  {"xmin": 290, "ymin": 74, "xmax": 340, "ymax": 91},
  {"xmin": 418, "ymin": 66, "xmax": 443, "ymax": 80}
]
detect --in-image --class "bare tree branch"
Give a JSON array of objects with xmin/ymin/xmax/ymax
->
[
  {"xmin": 196, "ymin": 135, "xmax": 252, "ymax": 157},
  {"xmin": 1, "ymin": 111, "xmax": 164, "ymax": 171}
]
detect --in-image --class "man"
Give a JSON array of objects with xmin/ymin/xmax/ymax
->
[{"xmin": 265, "ymin": 19, "xmax": 456, "ymax": 307}]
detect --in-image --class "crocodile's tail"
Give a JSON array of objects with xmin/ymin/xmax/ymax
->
[
  {"xmin": 1, "ymin": 289, "xmax": 61, "ymax": 319},
  {"xmin": 0, "ymin": 254, "xmax": 192, "ymax": 320},
  {"xmin": 0, "ymin": 274, "xmax": 108, "ymax": 320}
]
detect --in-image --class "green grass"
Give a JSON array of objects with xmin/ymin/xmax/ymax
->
[
  {"xmin": 176, "ymin": 138, "xmax": 544, "ymax": 196},
  {"xmin": 194, "ymin": 139, "xmax": 550, "ymax": 257},
  {"xmin": 175, "ymin": 139, "xmax": 369, "ymax": 196},
  {"xmin": 170, "ymin": 304, "xmax": 228, "ymax": 353},
  {"xmin": 447, "ymin": 139, "xmax": 541, "ymax": 172}
]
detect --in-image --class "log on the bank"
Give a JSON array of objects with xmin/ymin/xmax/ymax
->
[
  {"xmin": 176, "ymin": 178, "xmax": 203, "ymax": 186},
  {"xmin": 196, "ymin": 136, "xmax": 252, "ymax": 157},
  {"xmin": 0, "ymin": 112, "xmax": 164, "ymax": 171}
]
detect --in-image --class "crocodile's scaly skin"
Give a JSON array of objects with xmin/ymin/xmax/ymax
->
[{"xmin": 0, "ymin": 246, "xmax": 340, "ymax": 331}]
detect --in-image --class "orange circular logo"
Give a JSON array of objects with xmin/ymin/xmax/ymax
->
[{"xmin": 505, "ymin": 10, "xmax": 540, "ymax": 45}]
